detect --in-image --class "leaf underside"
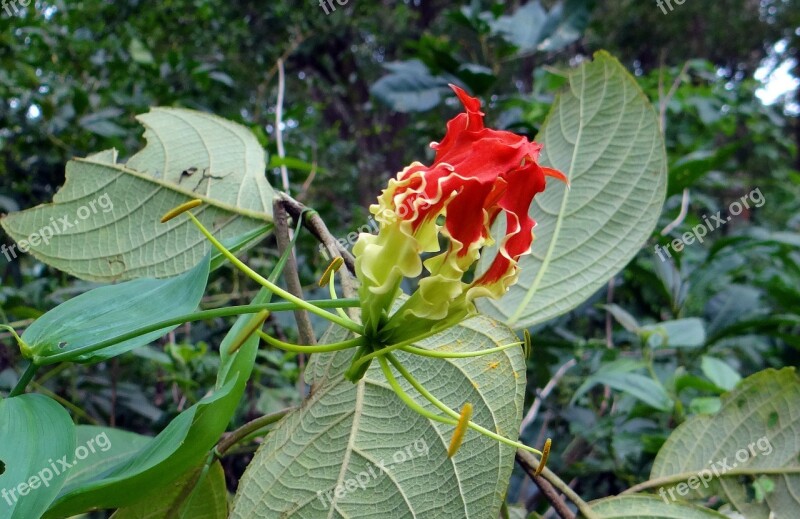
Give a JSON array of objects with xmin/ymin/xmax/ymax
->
[
  {"xmin": 649, "ymin": 368, "xmax": 800, "ymax": 519},
  {"xmin": 478, "ymin": 51, "xmax": 668, "ymax": 329},
  {"xmin": 1, "ymin": 108, "xmax": 273, "ymax": 281},
  {"xmin": 231, "ymin": 315, "xmax": 526, "ymax": 519}
]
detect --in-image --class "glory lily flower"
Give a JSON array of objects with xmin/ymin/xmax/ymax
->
[
  {"xmin": 150, "ymin": 86, "xmax": 564, "ymax": 469},
  {"xmin": 355, "ymin": 84, "xmax": 567, "ymax": 344}
]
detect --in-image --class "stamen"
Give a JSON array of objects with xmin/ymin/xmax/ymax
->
[
  {"xmin": 534, "ymin": 438, "xmax": 552, "ymax": 476},
  {"xmin": 228, "ymin": 310, "xmax": 270, "ymax": 354},
  {"xmin": 160, "ymin": 199, "xmax": 203, "ymax": 223},
  {"xmin": 447, "ymin": 403, "xmax": 473, "ymax": 457},
  {"xmin": 318, "ymin": 257, "xmax": 344, "ymax": 287}
]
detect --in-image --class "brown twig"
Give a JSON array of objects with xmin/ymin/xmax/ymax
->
[
  {"xmin": 275, "ymin": 57, "xmax": 290, "ymax": 194},
  {"xmin": 659, "ymin": 60, "xmax": 690, "ymax": 133},
  {"xmin": 660, "ymin": 188, "xmax": 691, "ymax": 236},
  {"xmin": 515, "ymin": 451, "xmax": 576, "ymax": 519},
  {"xmin": 273, "ymin": 200, "xmax": 316, "ymax": 350},
  {"xmin": 276, "ymin": 193, "xmax": 357, "ymax": 297}
]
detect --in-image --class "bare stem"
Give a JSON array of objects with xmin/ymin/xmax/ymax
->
[
  {"xmin": 515, "ymin": 450, "xmax": 575, "ymax": 519},
  {"xmin": 516, "ymin": 450, "xmax": 600, "ymax": 519}
]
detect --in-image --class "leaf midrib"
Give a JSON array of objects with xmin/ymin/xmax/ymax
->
[{"xmin": 72, "ymin": 158, "xmax": 272, "ymax": 222}]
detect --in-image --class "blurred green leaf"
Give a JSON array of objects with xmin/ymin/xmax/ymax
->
[
  {"xmin": 641, "ymin": 318, "xmax": 706, "ymax": 349},
  {"xmin": 689, "ymin": 397, "xmax": 722, "ymax": 415},
  {"xmin": 370, "ymin": 60, "xmax": 453, "ymax": 112},
  {"xmin": 700, "ymin": 356, "xmax": 741, "ymax": 391},
  {"xmin": 128, "ymin": 38, "xmax": 155, "ymax": 65},
  {"xmin": 602, "ymin": 304, "xmax": 640, "ymax": 332},
  {"xmin": 572, "ymin": 359, "xmax": 673, "ymax": 411}
]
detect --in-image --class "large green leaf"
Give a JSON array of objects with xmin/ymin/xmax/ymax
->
[
  {"xmin": 477, "ymin": 51, "xmax": 667, "ymax": 329},
  {"xmin": 1, "ymin": 108, "xmax": 273, "ymax": 281},
  {"xmin": 231, "ymin": 315, "xmax": 526, "ymax": 518},
  {"xmin": 648, "ymin": 368, "xmax": 800, "ymax": 518},
  {"xmin": 589, "ymin": 495, "xmax": 726, "ymax": 518},
  {"xmin": 20, "ymin": 254, "xmax": 209, "ymax": 364},
  {"xmin": 43, "ymin": 288, "xmax": 264, "ymax": 517},
  {"xmin": 110, "ymin": 462, "xmax": 228, "ymax": 519},
  {"xmin": 0, "ymin": 394, "xmax": 76, "ymax": 519}
]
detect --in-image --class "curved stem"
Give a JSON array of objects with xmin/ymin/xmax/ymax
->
[
  {"xmin": 349, "ymin": 326, "xmax": 446, "ymax": 373},
  {"xmin": 257, "ymin": 330, "xmax": 364, "ymax": 354},
  {"xmin": 216, "ymin": 408, "xmax": 294, "ymax": 457},
  {"xmin": 328, "ymin": 272, "xmax": 349, "ymax": 321},
  {"xmin": 35, "ymin": 299, "xmax": 360, "ymax": 366},
  {"xmin": 386, "ymin": 353, "xmax": 542, "ymax": 457},
  {"xmin": 623, "ymin": 467, "xmax": 800, "ymax": 495},
  {"xmin": 377, "ymin": 356, "xmax": 457, "ymax": 426},
  {"xmin": 400, "ymin": 342, "xmax": 522, "ymax": 359},
  {"xmin": 186, "ymin": 212, "xmax": 364, "ymax": 334}
]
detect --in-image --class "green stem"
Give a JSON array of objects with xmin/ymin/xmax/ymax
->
[
  {"xmin": 186, "ymin": 213, "xmax": 364, "ymax": 334},
  {"xmin": 256, "ymin": 330, "xmax": 364, "ymax": 354},
  {"xmin": 328, "ymin": 271, "xmax": 349, "ymax": 320},
  {"xmin": 9, "ymin": 362, "xmax": 38, "ymax": 397},
  {"xmin": 386, "ymin": 353, "xmax": 542, "ymax": 457},
  {"xmin": 35, "ymin": 299, "xmax": 360, "ymax": 366},
  {"xmin": 377, "ymin": 356, "xmax": 457, "ymax": 426},
  {"xmin": 400, "ymin": 342, "xmax": 522, "ymax": 359},
  {"xmin": 348, "ymin": 327, "xmax": 445, "ymax": 373},
  {"xmin": 622, "ymin": 466, "xmax": 800, "ymax": 495},
  {"xmin": 216, "ymin": 408, "xmax": 294, "ymax": 456}
]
